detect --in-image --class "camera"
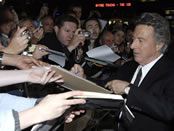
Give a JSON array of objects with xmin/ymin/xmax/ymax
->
[
  {"xmin": 80, "ymin": 30, "xmax": 91, "ymax": 39},
  {"xmin": 21, "ymin": 29, "xmax": 32, "ymax": 40}
]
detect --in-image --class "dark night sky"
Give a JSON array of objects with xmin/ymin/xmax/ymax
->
[{"xmin": 4, "ymin": 0, "xmax": 174, "ymax": 20}]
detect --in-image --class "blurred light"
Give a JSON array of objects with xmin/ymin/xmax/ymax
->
[
  {"xmin": 166, "ymin": 16, "xmax": 173, "ymax": 20},
  {"xmin": 95, "ymin": 3, "xmax": 104, "ymax": 7},
  {"xmin": 120, "ymin": 3, "xmax": 125, "ymax": 7},
  {"xmin": 124, "ymin": 21, "xmax": 129, "ymax": 25},
  {"xmin": 165, "ymin": 10, "xmax": 174, "ymax": 15},
  {"xmin": 139, "ymin": 0, "xmax": 157, "ymax": 2},
  {"xmin": 165, "ymin": 10, "xmax": 170, "ymax": 15},
  {"xmin": 105, "ymin": 3, "xmax": 115, "ymax": 7},
  {"xmin": 95, "ymin": 2, "xmax": 132, "ymax": 8},
  {"xmin": 126, "ymin": 3, "xmax": 132, "ymax": 7}
]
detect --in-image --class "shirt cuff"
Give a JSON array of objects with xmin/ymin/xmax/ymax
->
[
  {"xmin": 12, "ymin": 110, "xmax": 20, "ymax": 131},
  {"xmin": 124, "ymin": 83, "xmax": 133, "ymax": 94}
]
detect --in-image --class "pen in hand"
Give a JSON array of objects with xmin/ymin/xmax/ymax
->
[{"xmin": 39, "ymin": 47, "xmax": 66, "ymax": 58}]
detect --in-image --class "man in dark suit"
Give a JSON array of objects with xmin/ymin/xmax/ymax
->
[
  {"xmin": 40, "ymin": 15, "xmax": 85, "ymax": 70},
  {"xmin": 105, "ymin": 13, "xmax": 174, "ymax": 131}
]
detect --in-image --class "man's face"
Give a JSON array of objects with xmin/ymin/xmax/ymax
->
[
  {"xmin": 131, "ymin": 25, "xmax": 163, "ymax": 65},
  {"xmin": 43, "ymin": 17, "xmax": 54, "ymax": 33},
  {"xmin": 56, "ymin": 21, "xmax": 77, "ymax": 46},
  {"xmin": 21, "ymin": 20, "xmax": 35, "ymax": 32},
  {"xmin": 72, "ymin": 7, "xmax": 82, "ymax": 19},
  {"xmin": 85, "ymin": 20, "xmax": 100, "ymax": 40},
  {"xmin": 101, "ymin": 31, "xmax": 114, "ymax": 46},
  {"xmin": 113, "ymin": 30, "xmax": 125, "ymax": 45}
]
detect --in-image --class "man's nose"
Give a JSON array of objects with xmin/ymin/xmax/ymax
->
[
  {"xmin": 130, "ymin": 39, "xmax": 137, "ymax": 49},
  {"xmin": 69, "ymin": 33, "xmax": 74, "ymax": 39}
]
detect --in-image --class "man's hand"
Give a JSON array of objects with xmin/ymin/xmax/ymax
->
[
  {"xmin": 15, "ymin": 55, "xmax": 49, "ymax": 69},
  {"xmin": 32, "ymin": 44, "xmax": 48, "ymax": 59},
  {"xmin": 31, "ymin": 28, "xmax": 44, "ymax": 44},
  {"xmin": 2, "ymin": 54, "xmax": 49, "ymax": 69},
  {"xmin": 19, "ymin": 91, "xmax": 86, "ymax": 129},
  {"xmin": 2, "ymin": 27, "xmax": 29, "ymax": 54},
  {"xmin": 68, "ymin": 28, "xmax": 85, "ymax": 52},
  {"xmin": 65, "ymin": 110, "xmax": 85, "ymax": 123},
  {"xmin": 70, "ymin": 64, "xmax": 86, "ymax": 78},
  {"xmin": 34, "ymin": 91, "xmax": 86, "ymax": 122},
  {"xmin": 27, "ymin": 66, "xmax": 64, "ymax": 84},
  {"xmin": 105, "ymin": 80, "xmax": 129, "ymax": 95}
]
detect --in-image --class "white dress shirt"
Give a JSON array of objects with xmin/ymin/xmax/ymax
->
[{"xmin": 131, "ymin": 54, "xmax": 163, "ymax": 86}]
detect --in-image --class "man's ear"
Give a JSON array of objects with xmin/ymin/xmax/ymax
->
[
  {"xmin": 54, "ymin": 26, "xmax": 59, "ymax": 36},
  {"xmin": 156, "ymin": 43, "xmax": 164, "ymax": 51}
]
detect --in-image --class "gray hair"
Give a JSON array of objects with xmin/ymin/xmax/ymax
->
[{"xmin": 135, "ymin": 12, "xmax": 171, "ymax": 53}]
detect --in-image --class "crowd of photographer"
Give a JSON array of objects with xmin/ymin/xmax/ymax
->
[
  {"xmin": 0, "ymin": 2, "xmax": 133, "ymax": 130},
  {"xmin": 0, "ymin": 1, "xmax": 139, "ymax": 130},
  {"xmin": 1, "ymin": 0, "xmax": 174, "ymax": 131}
]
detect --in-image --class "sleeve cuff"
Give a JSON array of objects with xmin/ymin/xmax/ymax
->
[{"xmin": 12, "ymin": 110, "xmax": 20, "ymax": 131}]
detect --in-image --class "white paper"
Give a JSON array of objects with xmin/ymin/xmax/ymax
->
[
  {"xmin": 48, "ymin": 54, "xmax": 66, "ymax": 67},
  {"xmin": 74, "ymin": 91, "xmax": 123, "ymax": 100},
  {"xmin": 99, "ymin": 19, "xmax": 107, "ymax": 31},
  {"xmin": 86, "ymin": 45, "xmax": 120, "ymax": 62}
]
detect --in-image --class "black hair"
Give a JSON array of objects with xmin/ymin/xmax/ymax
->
[{"xmin": 54, "ymin": 14, "xmax": 79, "ymax": 28}]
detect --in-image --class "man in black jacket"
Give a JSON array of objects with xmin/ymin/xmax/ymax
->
[
  {"xmin": 106, "ymin": 12, "xmax": 174, "ymax": 131},
  {"xmin": 40, "ymin": 15, "xmax": 85, "ymax": 69}
]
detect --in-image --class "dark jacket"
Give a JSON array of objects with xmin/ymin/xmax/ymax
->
[
  {"xmin": 117, "ymin": 55, "xmax": 174, "ymax": 131},
  {"xmin": 39, "ymin": 32, "xmax": 75, "ymax": 70}
]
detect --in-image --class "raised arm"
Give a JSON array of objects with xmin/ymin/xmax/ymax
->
[{"xmin": 19, "ymin": 91, "xmax": 86, "ymax": 129}]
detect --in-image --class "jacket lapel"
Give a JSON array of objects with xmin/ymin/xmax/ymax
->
[{"xmin": 139, "ymin": 56, "xmax": 168, "ymax": 89}]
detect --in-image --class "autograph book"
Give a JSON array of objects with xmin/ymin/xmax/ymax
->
[
  {"xmin": 51, "ymin": 65, "xmax": 112, "ymax": 93},
  {"xmin": 51, "ymin": 65, "xmax": 124, "ymax": 110}
]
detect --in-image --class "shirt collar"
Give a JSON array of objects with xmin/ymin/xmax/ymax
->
[{"xmin": 131, "ymin": 54, "xmax": 163, "ymax": 85}]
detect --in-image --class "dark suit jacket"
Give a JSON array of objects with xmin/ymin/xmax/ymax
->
[
  {"xmin": 117, "ymin": 55, "xmax": 174, "ymax": 131},
  {"xmin": 39, "ymin": 32, "xmax": 75, "ymax": 69}
]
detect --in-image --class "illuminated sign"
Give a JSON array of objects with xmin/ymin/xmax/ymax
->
[
  {"xmin": 95, "ymin": 2, "xmax": 132, "ymax": 8},
  {"xmin": 95, "ymin": 3, "xmax": 104, "ymax": 7},
  {"xmin": 105, "ymin": 3, "xmax": 116, "ymax": 7}
]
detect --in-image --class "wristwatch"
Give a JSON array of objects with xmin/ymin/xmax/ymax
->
[
  {"xmin": 124, "ymin": 84, "xmax": 133, "ymax": 94},
  {"xmin": 0, "ymin": 51, "xmax": 4, "ymax": 65},
  {"xmin": 124, "ymin": 86, "xmax": 130, "ymax": 94}
]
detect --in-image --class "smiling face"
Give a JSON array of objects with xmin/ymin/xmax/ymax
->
[
  {"xmin": 131, "ymin": 24, "xmax": 164, "ymax": 65},
  {"xmin": 55, "ymin": 21, "xmax": 77, "ymax": 46}
]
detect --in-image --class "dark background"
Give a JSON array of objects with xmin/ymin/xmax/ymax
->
[
  {"xmin": 3, "ymin": 0, "xmax": 174, "ymax": 19},
  {"xmin": 2, "ymin": 0, "xmax": 174, "ymax": 29}
]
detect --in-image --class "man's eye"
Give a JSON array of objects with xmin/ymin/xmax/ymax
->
[{"xmin": 139, "ymin": 39, "xmax": 143, "ymax": 43}]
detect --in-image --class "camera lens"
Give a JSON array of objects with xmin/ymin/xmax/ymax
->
[
  {"xmin": 80, "ymin": 30, "xmax": 91, "ymax": 39},
  {"xmin": 21, "ymin": 29, "xmax": 32, "ymax": 40}
]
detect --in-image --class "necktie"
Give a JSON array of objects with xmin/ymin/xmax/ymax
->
[
  {"xmin": 118, "ymin": 68, "xmax": 142, "ymax": 129},
  {"xmin": 133, "ymin": 68, "xmax": 142, "ymax": 87}
]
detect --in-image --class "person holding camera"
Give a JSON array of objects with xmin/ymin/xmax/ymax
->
[
  {"xmin": 39, "ymin": 14, "xmax": 85, "ymax": 70},
  {"xmin": 18, "ymin": 18, "xmax": 49, "ymax": 60},
  {"xmin": 80, "ymin": 17, "xmax": 103, "ymax": 78},
  {"xmin": 0, "ymin": 26, "xmax": 29, "ymax": 55}
]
